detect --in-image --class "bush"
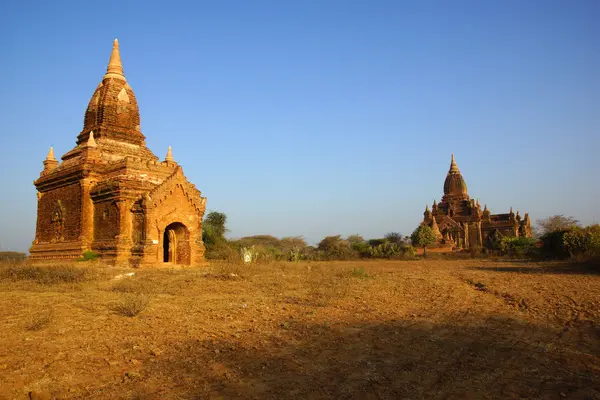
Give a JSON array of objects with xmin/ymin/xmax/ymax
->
[
  {"xmin": 0, "ymin": 264, "xmax": 89, "ymax": 284},
  {"xmin": 79, "ymin": 250, "xmax": 100, "ymax": 262},
  {"xmin": 317, "ymin": 235, "xmax": 357, "ymax": 260},
  {"xmin": 114, "ymin": 293, "xmax": 151, "ymax": 317},
  {"xmin": 562, "ymin": 225, "xmax": 600, "ymax": 257},
  {"xmin": 0, "ymin": 252, "xmax": 27, "ymax": 262},
  {"xmin": 500, "ymin": 237, "xmax": 538, "ymax": 258}
]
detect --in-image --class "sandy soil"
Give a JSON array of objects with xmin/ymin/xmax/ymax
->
[{"xmin": 0, "ymin": 259, "xmax": 599, "ymax": 399}]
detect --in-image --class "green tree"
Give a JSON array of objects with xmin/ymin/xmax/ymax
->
[
  {"xmin": 410, "ymin": 224, "xmax": 438, "ymax": 257},
  {"xmin": 203, "ymin": 211, "xmax": 227, "ymax": 244}
]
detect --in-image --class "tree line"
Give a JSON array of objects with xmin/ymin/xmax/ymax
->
[{"xmin": 202, "ymin": 211, "xmax": 600, "ymax": 262}]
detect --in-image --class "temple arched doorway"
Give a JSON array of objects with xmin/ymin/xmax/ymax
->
[{"xmin": 162, "ymin": 222, "xmax": 191, "ymax": 265}]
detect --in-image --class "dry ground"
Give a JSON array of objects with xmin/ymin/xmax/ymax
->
[{"xmin": 0, "ymin": 259, "xmax": 599, "ymax": 400}]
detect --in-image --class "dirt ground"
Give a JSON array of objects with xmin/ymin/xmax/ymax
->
[{"xmin": 0, "ymin": 259, "xmax": 599, "ymax": 400}]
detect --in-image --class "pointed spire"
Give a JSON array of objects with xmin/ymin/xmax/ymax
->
[
  {"xmin": 103, "ymin": 38, "xmax": 125, "ymax": 80},
  {"xmin": 46, "ymin": 146, "xmax": 56, "ymax": 161},
  {"xmin": 165, "ymin": 146, "xmax": 173, "ymax": 162},
  {"xmin": 483, "ymin": 204, "xmax": 488, "ymax": 211},
  {"xmin": 87, "ymin": 131, "xmax": 97, "ymax": 147},
  {"xmin": 431, "ymin": 216, "xmax": 443, "ymax": 239},
  {"xmin": 449, "ymin": 153, "xmax": 460, "ymax": 173},
  {"xmin": 425, "ymin": 204, "xmax": 430, "ymax": 212},
  {"xmin": 433, "ymin": 199, "xmax": 437, "ymax": 206},
  {"xmin": 43, "ymin": 146, "xmax": 58, "ymax": 172}
]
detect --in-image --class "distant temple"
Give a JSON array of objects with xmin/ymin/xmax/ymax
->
[
  {"xmin": 422, "ymin": 155, "xmax": 532, "ymax": 249},
  {"xmin": 30, "ymin": 40, "xmax": 207, "ymax": 265}
]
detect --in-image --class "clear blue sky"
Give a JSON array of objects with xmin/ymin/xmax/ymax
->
[{"xmin": 0, "ymin": 0, "xmax": 598, "ymax": 251}]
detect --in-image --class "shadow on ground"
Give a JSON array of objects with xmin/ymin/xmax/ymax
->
[
  {"xmin": 470, "ymin": 260, "xmax": 600, "ymax": 276},
  {"xmin": 111, "ymin": 316, "xmax": 599, "ymax": 400}
]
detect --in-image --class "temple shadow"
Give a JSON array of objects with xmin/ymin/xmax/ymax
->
[
  {"xmin": 469, "ymin": 260, "xmax": 600, "ymax": 276},
  {"xmin": 132, "ymin": 315, "xmax": 599, "ymax": 399}
]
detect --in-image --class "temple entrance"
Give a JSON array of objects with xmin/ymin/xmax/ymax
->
[{"xmin": 162, "ymin": 222, "xmax": 191, "ymax": 265}]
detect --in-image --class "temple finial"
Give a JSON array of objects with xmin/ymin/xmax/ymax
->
[
  {"xmin": 43, "ymin": 146, "xmax": 59, "ymax": 171},
  {"xmin": 104, "ymin": 38, "xmax": 125, "ymax": 80},
  {"xmin": 87, "ymin": 131, "xmax": 97, "ymax": 147},
  {"xmin": 46, "ymin": 146, "xmax": 56, "ymax": 161},
  {"xmin": 449, "ymin": 153, "xmax": 460, "ymax": 173},
  {"xmin": 165, "ymin": 146, "xmax": 173, "ymax": 162}
]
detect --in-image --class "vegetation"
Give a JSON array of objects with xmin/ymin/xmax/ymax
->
[
  {"xmin": 410, "ymin": 224, "xmax": 438, "ymax": 257},
  {"xmin": 0, "ymin": 264, "xmax": 90, "ymax": 284},
  {"xmin": 535, "ymin": 214, "xmax": 580, "ymax": 236},
  {"xmin": 79, "ymin": 250, "xmax": 100, "ymax": 261},
  {"xmin": 114, "ymin": 292, "xmax": 152, "ymax": 317},
  {"xmin": 0, "ymin": 251, "xmax": 26, "ymax": 262}
]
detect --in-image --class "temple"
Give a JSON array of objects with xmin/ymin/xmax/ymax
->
[
  {"xmin": 422, "ymin": 155, "xmax": 532, "ymax": 249},
  {"xmin": 30, "ymin": 40, "xmax": 207, "ymax": 265}
]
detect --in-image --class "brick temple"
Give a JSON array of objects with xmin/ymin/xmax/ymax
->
[
  {"xmin": 422, "ymin": 155, "xmax": 532, "ymax": 249},
  {"xmin": 30, "ymin": 39, "xmax": 207, "ymax": 265}
]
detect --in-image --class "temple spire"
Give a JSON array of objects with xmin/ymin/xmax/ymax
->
[
  {"xmin": 103, "ymin": 39, "xmax": 125, "ymax": 80},
  {"xmin": 449, "ymin": 153, "xmax": 460, "ymax": 173},
  {"xmin": 46, "ymin": 146, "xmax": 56, "ymax": 161},
  {"xmin": 165, "ymin": 146, "xmax": 174, "ymax": 162},
  {"xmin": 43, "ymin": 146, "xmax": 58, "ymax": 171}
]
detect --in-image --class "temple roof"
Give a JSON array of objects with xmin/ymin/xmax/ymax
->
[
  {"xmin": 443, "ymin": 154, "xmax": 468, "ymax": 197},
  {"xmin": 79, "ymin": 39, "xmax": 145, "ymax": 147}
]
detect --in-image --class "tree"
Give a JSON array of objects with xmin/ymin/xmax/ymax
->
[
  {"xmin": 384, "ymin": 232, "xmax": 405, "ymax": 245},
  {"xmin": 202, "ymin": 211, "xmax": 228, "ymax": 246},
  {"xmin": 536, "ymin": 215, "xmax": 579, "ymax": 236},
  {"xmin": 410, "ymin": 224, "xmax": 438, "ymax": 257}
]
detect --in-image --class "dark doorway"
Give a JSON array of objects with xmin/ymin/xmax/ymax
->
[{"xmin": 162, "ymin": 222, "xmax": 190, "ymax": 264}]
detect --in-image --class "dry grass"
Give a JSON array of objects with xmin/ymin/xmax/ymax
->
[
  {"xmin": 114, "ymin": 292, "xmax": 152, "ymax": 317},
  {"xmin": 0, "ymin": 259, "xmax": 599, "ymax": 399},
  {"xmin": 0, "ymin": 263, "xmax": 90, "ymax": 284}
]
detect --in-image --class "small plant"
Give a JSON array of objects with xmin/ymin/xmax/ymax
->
[
  {"xmin": 79, "ymin": 250, "xmax": 100, "ymax": 262},
  {"xmin": 349, "ymin": 267, "xmax": 371, "ymax": 279},
  {"xmin": 115, "ymin": 293, "xmax": 151, "ymax": 317},
  {"xmin": 25, "ymin": 311, "xmax": 53, "ymax": 331},
  {"xmin": 289, "ymin": 246, "xmax": 302, "ymax": 262},
  {"xmin": 241, "ymin": 246, "xmax": 259, "ymax": 263}
]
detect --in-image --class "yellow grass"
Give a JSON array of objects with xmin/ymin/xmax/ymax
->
[{"xmin": 0, "ymin": 259, "xmax": 598, "ymax": 399}]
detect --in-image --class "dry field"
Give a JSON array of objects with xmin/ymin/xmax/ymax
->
[{"xmin": 0, "ymin": 259, "xmax": 599, "ymax": 400}]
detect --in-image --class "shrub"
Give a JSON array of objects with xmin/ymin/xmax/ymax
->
[
  {"xmin": 562, "ymin": 225, "xmax": 600, "ymax": 257},
  {"xmin": 79, "ymin": 250, "xmax": 100, "ymax": 262},
  {"xmin": 25, "ymin": 311, "xmax": 53, "ymax": 331},
  {"xmin": 317, "ymin": 235, "xmax": 357, "ymax": 260},
  {"xmin": 500, "ymin": 237, "xmax": 538, "ymax": 258},
  {"xmin": 0, "ymin": 252, "xmax": 27, "ymax": 262},
  {"xmin": 0, "ymin": 264, "xmax": 89, "ymax": 284},
  {"xmin": 114, "ymin": 293, "xmax": 151, "ymax": 317},
  {"xmin": 349, "ymin": 267, "xmax": 372, "ymax": 279}
]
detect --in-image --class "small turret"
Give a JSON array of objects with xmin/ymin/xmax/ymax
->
[
  {"xmin": 423, "ymin": 204, "xmax": 432, "ymax": 222},
  {"xmin": 430, "ymin": 216, "xmax": 443, "ymax": 240},
  {"xmin": 165, "ymin": 146, "xmax": 174, "ymax": 162},
  {"xmin": 43, "ymin": 146, "xmax": 59, "ymax": 172},
  {"xmin": 482, "ymin": 204, "xmax": 491, "ymax": 220}
]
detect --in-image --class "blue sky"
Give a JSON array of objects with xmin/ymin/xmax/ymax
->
[{"xmin": 0, "ymin": 0, "xmax": 598, "ymax": 251}]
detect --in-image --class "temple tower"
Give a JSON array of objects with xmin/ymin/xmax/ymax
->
[{"xmin": 30, "ymin": 40, "xmax": 207, "ymax": 265}]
